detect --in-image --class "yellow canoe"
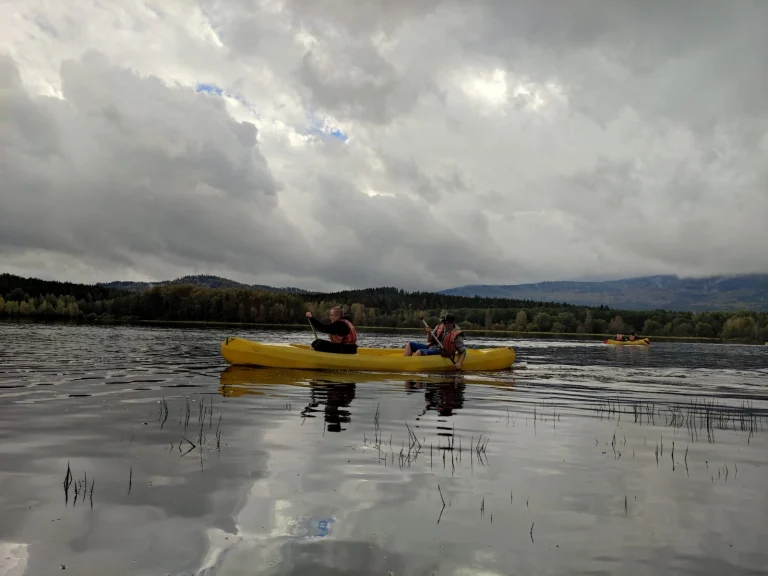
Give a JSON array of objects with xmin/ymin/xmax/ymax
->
[
  {"xmin": 220, "ymin": 337, "xmax": 516, "ymax": 373},
  {"xmin": 603, "ymin": 338, "xmax": 650, "ymax": 346}
]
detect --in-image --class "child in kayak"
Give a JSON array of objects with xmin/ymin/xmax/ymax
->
[{"xmin": 403, "ymin": 313, "xmax": 466, "ymax": 369}]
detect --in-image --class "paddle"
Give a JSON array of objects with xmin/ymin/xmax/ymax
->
[
  {"xmin": 419, "ymin": 316, "xmax": 457, "ymax": 368},
  {"xmin": 307, "ymin": 314, "xmax": 319, "ymax": 341}
]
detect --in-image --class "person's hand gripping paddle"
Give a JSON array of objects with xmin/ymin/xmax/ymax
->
[{"xmin": 306, "ymin": 311, "xmax": 319, "ymax": 341}]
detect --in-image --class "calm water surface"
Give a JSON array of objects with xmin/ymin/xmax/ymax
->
[{"xmin": 1, "ymin": 324, "xmax": 767, "ymax": 575}]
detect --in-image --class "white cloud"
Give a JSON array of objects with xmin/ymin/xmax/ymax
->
[{"xmin": 1, "ymin": 0, "xmax": 767, "ymax": 290}]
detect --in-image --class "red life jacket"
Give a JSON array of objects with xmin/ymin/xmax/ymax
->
[
  {"xmin": 431, "ymin": 323, "xmax": 462, "ymax": 357},
  {"xmin": 440, "ymin": 328, "xmax": 462, "ymax": 357},
  {"xmin": 329, "ymin": 319, "xmax": 357, "ymax": 345}
]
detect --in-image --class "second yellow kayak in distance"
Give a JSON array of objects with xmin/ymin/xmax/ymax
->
[{"xmin": 603, "ymin": 338, "xmax": 650, "ymax": 346}]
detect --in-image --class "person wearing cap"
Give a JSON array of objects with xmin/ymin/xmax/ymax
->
[{"xmin": 403, "ymin": 313, "xmax": 466, "ymax": 369}]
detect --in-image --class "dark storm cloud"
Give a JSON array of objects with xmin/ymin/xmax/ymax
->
[{"xmin": 0, "ymin": 51, "xmax": 311, "ymax": 276}]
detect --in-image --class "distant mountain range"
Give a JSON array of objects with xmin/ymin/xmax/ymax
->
[
  {"xmin": 98, "ymin": 273, "xmax": 768, "ymax": 312},
  {"xmin": 441, "ymin": 274, "xmax": 768, "ymax": 312},
  {"xmin": 100, "ymin": 275, "xmax": 308, "ymax": 295},
  {"xmin": 4, "ymin": 271, "xmax": 767, "ymax": 313}
]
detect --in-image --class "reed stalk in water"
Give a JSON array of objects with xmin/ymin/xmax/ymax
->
[
  {"xmin": 184, "ymin": 397, "xmax": 191, "ymax": 430},
  {"xmin": 63, "ymin": 462, "xmax": 73, "ymax": 506},
  {"xmin": 436, "ymin": 484, "xmax": 446, "ymax": 525},
  {"xmin": 181, "ymin": 436, "xmax": 197, "ymax": 457},
  {"xmin": 671, "ymin": 441, "xmax": 675, "ymax": 472}
]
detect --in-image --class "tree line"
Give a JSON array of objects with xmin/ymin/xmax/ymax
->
[{"xmin": 1, "ymin": 273, "xmax": 766, "ymax": 342}]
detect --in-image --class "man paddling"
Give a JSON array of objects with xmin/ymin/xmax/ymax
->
[
  {"xmin": 305, "ymin": 307, "xmax": 358, "ymax": 354},
  {"xmin": 403, "ymin": 313, "xmax": 466, "ymax": 370}
]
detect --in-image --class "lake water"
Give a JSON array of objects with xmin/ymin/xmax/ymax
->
[{"xmin": 1, "ymin": 324, "xmax": 767, "ymax": 575}]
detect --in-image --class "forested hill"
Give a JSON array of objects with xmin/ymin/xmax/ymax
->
[
  {"xmin": 301, "ymin": 286, "xmax": 575, "ymax": 312},
  {"xmin": 442, "ymin": 274, "xmax": 768, "ymax": 312},
  {"xmin": 2, "ymin": 273, "xmax": 767, "ymax": 341},
  {"xmin": 101, "ymin": 274, "xmax": 307, "ymax": 294},
  {"xmin": 0, "ymin": 273, "xmax": 129, "ymax": 301}
]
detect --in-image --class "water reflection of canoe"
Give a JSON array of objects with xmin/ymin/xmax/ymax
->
[
  {"xmin": 218, "ymin": 367, "xmax": 513, "ymax": 398},
  {"xmin": 603, "ymin": 338, "xmax": 650, "ymax": 346},
  {"xmin": 220, "ymin": 338, "xmax": 516, "ymax": 372},
  {"xmin": 219, "ymin": 366, "xmax": 452, "ymax": 388}
]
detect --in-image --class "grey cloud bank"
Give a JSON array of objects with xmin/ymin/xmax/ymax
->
[{"xmin": 1, "ymin": 0, "xmax": 766, "ymax": 292}]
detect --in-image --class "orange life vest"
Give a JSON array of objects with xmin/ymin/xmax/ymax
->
[
  {"xmin": 329, "ymin": 319, "xmax": 357, "ymax": 345},
  {"xmin": 440, "ymin": 328, "xmax": 462, "ymax": 357},
  {"xmin": 431, "ymin": 323, "xmax": 462, "ymax": 357}
]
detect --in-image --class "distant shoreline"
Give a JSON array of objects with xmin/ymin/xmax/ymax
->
[{"xmin": 3, "ymin": 318, "xmax": 757, "ymax": 344}]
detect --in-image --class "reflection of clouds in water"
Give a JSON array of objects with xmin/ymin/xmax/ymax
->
[
  {"xmin": 455, "ymin": 564, "xmax": 506, "ymax": 576},
  {"xmin": 193, "ymin": 400, "xmax": 360, "ymax": 574},
  {"xmin": 195, "ymin": 378, "xmax": 479, "ymax": 575},
  {"xmin": 0, "ymin": 543, "xmax": 28, "ymax": 576},
  {"xmin": 200, "ymin": 358, "xmax": 768, "ymax": 575}
]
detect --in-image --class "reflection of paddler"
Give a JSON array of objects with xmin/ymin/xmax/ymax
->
[
  {"xmin": 218, "ymin": 368, "xmax": 360, "ymax": 433},
  {"xmin": 425, "ymin": 382, "xmax": 466, "ymax": 417},
  {"xmin": 405, "ymin": 379, "xmax": 466, "ymax": 416},
  {"xmin": 301, "ymin": 383, "xmax": 356, "ymax": 433}
]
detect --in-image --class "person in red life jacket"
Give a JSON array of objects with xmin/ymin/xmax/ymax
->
[
  {"xmin": 402, "ymin": 313, "xmax": 466, "ymax": 369},
  {"xmin": 305, "ymin": 307, "xmax": 358, "ymax": 354},
  {"xmin": 615, "ymin": 331, "xmax": 625, "ymax": 341}
]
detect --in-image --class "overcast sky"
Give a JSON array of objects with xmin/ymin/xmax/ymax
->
[{"xmin": 1, "ymin": 1, "xmax": 767, "ymax": 292}]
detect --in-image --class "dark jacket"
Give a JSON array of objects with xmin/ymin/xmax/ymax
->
[{"xmin": 308, "ymin": 316, "xmax": 354, "ymax": 337}]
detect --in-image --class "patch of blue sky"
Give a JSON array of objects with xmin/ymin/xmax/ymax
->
[
  {"xmin": 195, "ymin": 83, "xmax": 258, "ymax": 117},
  {"xmin": 304, "ymin": 113, "xmax": 349, "ymax": 142},
  {"xmin": 196, "ymin": 83, "xmax": 224, "ymax": 97}
]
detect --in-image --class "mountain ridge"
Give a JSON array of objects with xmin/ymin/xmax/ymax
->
[
  {"xmin": 440, "ymin": 274, "xmax": 768, "ymax": 312},
  {"xmin": 99, "ymin": 274, "xmax": 308, "ymax": 295},
  {"xmin": 10, "ymin": 271, "xmax": 765, "ymax": 312}
]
